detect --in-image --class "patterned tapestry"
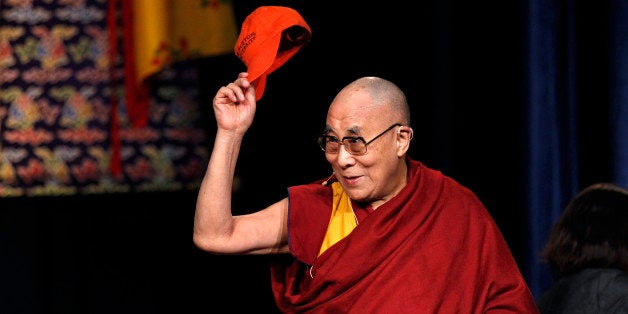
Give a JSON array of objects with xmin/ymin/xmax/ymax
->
[{"xmin": 0, "ymin": 0, "xmax": 235, "ymax": 197}]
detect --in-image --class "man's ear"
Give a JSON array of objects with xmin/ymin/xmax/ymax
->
[{"xmin": 396, "ymin": 126, "xmax": 413, "ymax": 155}]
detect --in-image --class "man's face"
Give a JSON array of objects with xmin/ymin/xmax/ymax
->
[{"xmin": 323, "ymin": 91, "xmax": 404, "ymax": 208}]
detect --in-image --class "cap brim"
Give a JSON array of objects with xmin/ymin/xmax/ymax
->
[
  {"xmin": 245, "ymin": 34, "xmax": 281, "ymax": 101},
  {"xmin": 251, "ymin": 74, "xmax": 267, "ymax": 101}
]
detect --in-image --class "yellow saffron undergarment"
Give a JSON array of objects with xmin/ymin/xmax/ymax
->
[{"xmin": 318, "ymin": 182, "xmax": 358, "ymax": 256}]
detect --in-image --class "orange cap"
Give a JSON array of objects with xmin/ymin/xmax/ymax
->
[{"xmin": 234, "ymin": 6, "xmax": 311, "ymax": 100}]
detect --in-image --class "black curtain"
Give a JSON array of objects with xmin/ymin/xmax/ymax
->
[{"xmin": 523, "ymin": 0, "xmax": 628, "ymax": 298}]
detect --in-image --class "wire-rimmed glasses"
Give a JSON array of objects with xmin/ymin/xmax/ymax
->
[{"xmin": 317, "ymin": 123, "xmax": 402, "ymax": 156}]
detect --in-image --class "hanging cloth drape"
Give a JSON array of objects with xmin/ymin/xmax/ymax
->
[
  {"xmin": 524, "ymin": 0, "xmax": 628, "ymax": 298},
  {"xmin": 107, "ymin": 0, "xmax": 237, "ymax": 176},
  {"xmin": 125, "ymin": 0, "xmax": 238, "ymax": 128},
  {"xmin": 524, "ymin": 0, "xmax": 579, "ymax": 298},
  {"xmin": 610, "ymin": 0, "xmax": 628, "ymax": 188}
]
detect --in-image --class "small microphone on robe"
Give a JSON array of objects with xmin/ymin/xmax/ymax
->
[{"xmin": 322, "ymin": 172, "xmax": 335, "ymax": 186}]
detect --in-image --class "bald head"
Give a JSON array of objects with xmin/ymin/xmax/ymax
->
[{"xmin": 331, "ymin": 76, "xmax": 411, "ymax": 126}]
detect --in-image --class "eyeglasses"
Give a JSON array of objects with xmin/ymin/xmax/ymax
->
[{"xmin": 317, "ymin": 123, "xmax": 402, "ymax": 156}]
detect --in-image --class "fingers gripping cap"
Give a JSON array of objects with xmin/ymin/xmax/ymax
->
[{"xmin": 234, "ymin": 6, "xmax": 311, "ymax": 101}]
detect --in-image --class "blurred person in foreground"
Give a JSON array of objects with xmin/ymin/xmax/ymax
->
[
  {"xmin": 537, "ymin": 182, "xmax": 628, "ymax": 313},
  {"xmin": 193, "ymin": 71, "xmax": 539, "ymax": 313}
]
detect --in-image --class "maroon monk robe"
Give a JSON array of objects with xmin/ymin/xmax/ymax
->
[{"xmin": 270, "ymin": 158, "xmax": 539, "ymax": 313}]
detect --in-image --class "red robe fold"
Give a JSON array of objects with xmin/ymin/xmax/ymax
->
[{"xmin": 271, "ymin": 158, "xmax": 539, "ymax": 313}]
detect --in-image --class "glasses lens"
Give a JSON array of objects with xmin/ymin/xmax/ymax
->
[
  {"xmin": 318, "ymin": 137, "xmax": 327, "ymax": 151},
  {"xmin": 319, "ymin": 136, "xmax": 339, "ymax": 153},
  {"xmin": 345, "ymin": 138, "xmax": 367, "ymax": 155}
]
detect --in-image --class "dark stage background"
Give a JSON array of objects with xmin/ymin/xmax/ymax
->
[{"xmin": 2, "ymin": 1, "xmax": 624, "ymax": 313}]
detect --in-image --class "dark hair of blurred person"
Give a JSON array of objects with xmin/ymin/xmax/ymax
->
[{"xmin": 537, "ymin": 182, "xmax": 628, "ymax": 313}]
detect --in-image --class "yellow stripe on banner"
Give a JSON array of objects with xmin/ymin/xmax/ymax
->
[
  {"xmin": 133, "ymin": 0, "xmax": 237, "ymax": 84},
  {"xmin": 170, "ymin": 0, "xmax": 238, "ymax": 57},
  {"xmin": 133, "ymin": 0, "xmax": 171, "ymax": 84}
]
